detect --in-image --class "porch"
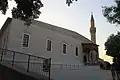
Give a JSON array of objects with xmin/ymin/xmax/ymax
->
[{"xmin": 82, "ymin": 43, "xmax": 99, "ymax": 65}]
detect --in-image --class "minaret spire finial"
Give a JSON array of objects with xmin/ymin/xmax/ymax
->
[
  {"xmin": 91, "ymin": 12, "xmax": 93, "ymax": 14},
  {"xmin": 91, "ymin": 12, "xmax": 94, "ymax": 21}
]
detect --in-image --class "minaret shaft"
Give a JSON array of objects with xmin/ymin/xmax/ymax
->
[{"xmin": 90, "ymin": 13, "xmax": 96, "ymax": 44}]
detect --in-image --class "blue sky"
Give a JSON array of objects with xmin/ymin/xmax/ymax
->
[{"xmin": 0, "ymin": 0, "xmax": 120, "ymax": 63}]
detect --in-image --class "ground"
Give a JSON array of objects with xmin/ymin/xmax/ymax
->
[{"xmin": 51, "ymin": 66, "xmax": 113, "ymax": 80}]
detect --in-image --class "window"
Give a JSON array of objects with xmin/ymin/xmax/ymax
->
[
  {"xmin": 76, "ymin": 47, "xmax": 78, "ymax": 56},
  {"xmin": 47, "ymin": 40, "xmax": 51, "ymax": 51},
  {"xmin": 22, "ymin": 34, "xmax": 30, "ymax": 47},
  {"xmin": 63, "ymin": 44, "xmax": 66, "ymax": 54}
]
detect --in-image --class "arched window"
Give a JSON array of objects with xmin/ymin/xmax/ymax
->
[
  {"xmin": 63, "ymin": 44, "xmax": 67, "ymax": 54},
  {"xmin": 47, "ymin": 40, "xmax": 52, "ymax": 51},
  {"xmin": 75, "ymin": 47, "xmax": 78, "ymax": 56}
]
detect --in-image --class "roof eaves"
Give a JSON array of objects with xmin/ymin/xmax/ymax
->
[{"xmin": 0, "ymin": 17, "xmax": 12, "ymax": 39}]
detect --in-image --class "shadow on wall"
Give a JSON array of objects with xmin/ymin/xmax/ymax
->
[{"xmin": 0, "ymin": 63, "xmax": 39, "ymax": 80}]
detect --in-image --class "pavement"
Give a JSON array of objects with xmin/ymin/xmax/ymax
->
[
  {"xmin": 0, "ymin": 60, "xmax": 113, "ymax": 80},
  {"xmin": 51, "ymin": 66, "xmax": 113, "ymax": 80}
]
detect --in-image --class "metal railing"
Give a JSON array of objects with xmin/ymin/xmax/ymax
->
[
  {"xmin": 0, "ymin": 48, "xmax": 51, "ymax": 80},
  {"xmin": 51, "ymin": 64, "xmax": 83, "ymax": 69},
  {"xmin": 51, "ymin": 63, "xmax": 100, "ymax": 70}
]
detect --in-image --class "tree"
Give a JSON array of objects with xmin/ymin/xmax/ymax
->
[
  {"xmin": 102, "ymin": 0, "xmax": 120, "ymax": 25},
  {"xmin": 105, "ymin": 32, "xmax": 120, "ymax": 57},
  {"xmin": 0, "ymin": 0, "xmax": 77, "ymax": 25},
  {"xmin": 104, "ymin": 61, "xmax": 111, "ymax": 70}
]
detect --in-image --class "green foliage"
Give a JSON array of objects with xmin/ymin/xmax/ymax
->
[
  {"xmin": 66, "ymin": 0, "xmax": 78, "ymax": 6},
  {"xmin": 102, "ymin": 0, "xmax": 120, "ymax": 24},
  {"xmin": 0, "ymin": 0, "xmax": 78, "ymax": 25},
  {"xmin": 0, "ymin": 0, "xmax": 43, "ymax": 26},
  {"xmin": 0, "ymin": 0, "xmax": 8, "ymax": 14},
  {"xmin": 105, "ymin": 32, "xmax": 120, "ymax": 57}
]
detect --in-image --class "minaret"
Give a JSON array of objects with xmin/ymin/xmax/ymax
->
[{"xmin": 90, "ymin": 13, "xmax": 96, "ymax": 44}]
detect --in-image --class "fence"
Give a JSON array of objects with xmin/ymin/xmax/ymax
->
[
  {"xmin": 0, "ymin": 48, "xmax": 51, "ymax": 80},
  {"xmin": 51, "ymin": 64, "xmax": 83, "ymax": 69}
]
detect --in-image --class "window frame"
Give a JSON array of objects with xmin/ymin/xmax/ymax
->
[
  {"xmin": 22, "ymin": 33, "xmax": 30, "ymax": 48},
  {"xmin": 46, "ymin": 39, "xmax": 52, "ymax": 51},
  {"xmin": 75, "ymin": 47, "xmax": 79, "ymax": 56},
  {"xmin": 62, "ymin": 43, "xmax": 67, "ymax": 54}
]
